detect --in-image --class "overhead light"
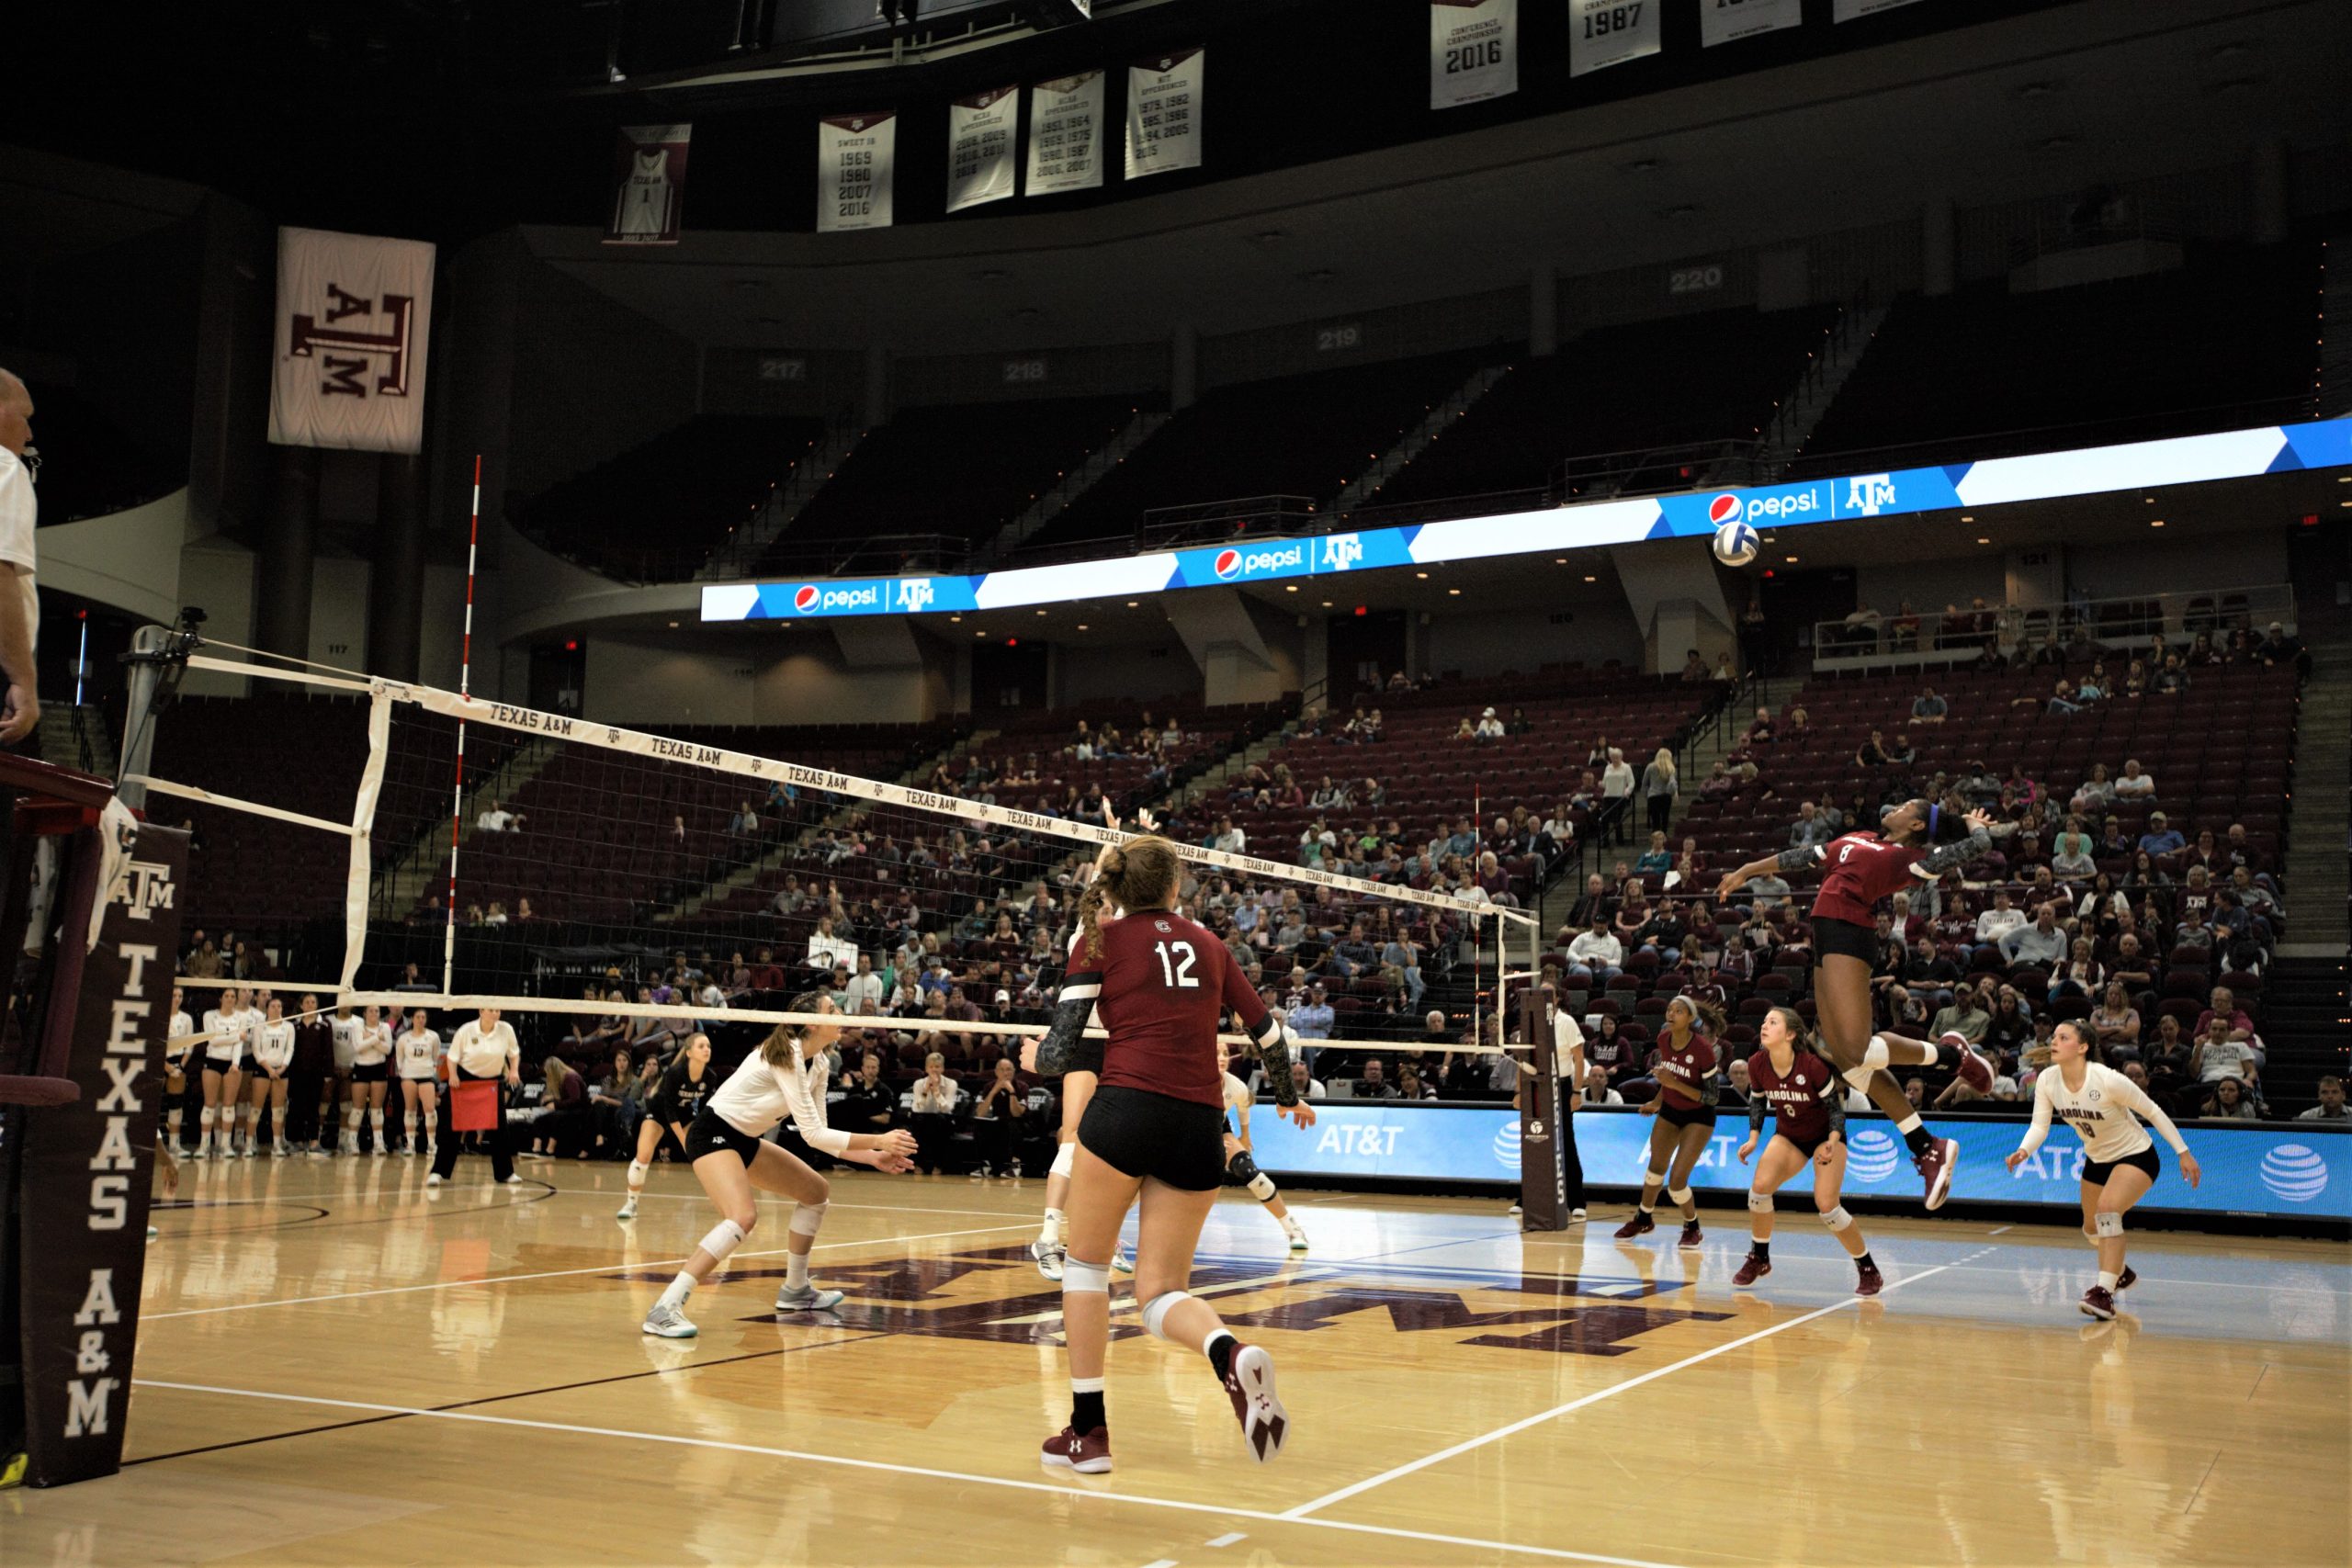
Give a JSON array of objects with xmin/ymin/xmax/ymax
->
[
  {"xmin": 1285, "ymin": 584, "xmax": 1298, "ymax": 592},
  {"xmin": 668, "ymin": 620, "xmax": 680, "ymax": 628},
  {"xmin": 2150, "ymin": 519, "xmax": 2165, "ymax": 527},
  {"xmin": 1784, "ymin": 555, "xmax": 1799, "ymax": 563},
  {"xmin": 1320, "ymin": 600, "xmax": 1333, "ymax": 607},
  {"xmin": 1126, "ymin": 601, "xmax": 1139, "ymax": 607},
  {"xmin": 1583, "ymin": 575, "xmax": 1597, "ymax": 583},
  {"xmin": 950, "ymin": 614, "xmax": 962, "ymax": 622},
  {"xmin": 1076, "ymin": 624, "xmax": 1089, "ymax": 631},
  {"xmin": 1035, "ymin": 608, "xmax": 1047, "ymax": 615},
  {"xmin": 1977, "ymin": 537, "xmax": 1992, "ymax": 546},
  {"xmin": 1960, "ymin": 513, "xmax": 1974, "ymax": 521},
  {"xmin": 1555, "ymin": 558, "xmax": 1567, "ymax": 565},
  {"xmin": 975, "ymin": 630, "xmax": 986, "ymax": 637},
  {"xmin": 1415, "ymin": 571, "xmax": 1429, "ymax": 580},
  {"xmin": 1447, "ymin": 588, "xmax": 1461, "ymax": 596}
]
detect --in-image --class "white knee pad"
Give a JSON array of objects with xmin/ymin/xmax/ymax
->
[
  {"xmin": 789, "ymin": 1201, "xmax": 827, "ymax": 1239},
  {"xmin": 1820, "ymin": 1205, "xmax": 1853, "ymax": 1231},
  {"xmin": 1863, "ymin": 1036, "xmax": 1892, "ymax": 1071},
  {"xmin": 1668, "ymin": 1187, "xmax": 1694, "ymax": 1207},
  {"xmin": 1140, "ymin": 1290, "xmax": 1193, "ymax": 1341},
  {"xmin": 1062, "ymin": 1258, "xmax": 1111, "ymax": 1296},
  {"xmin": 1841, "ymin": 1063, "xmax": 1881, "ymax": 1095},
  {"xmin": 1050, "ymin": 1141, "xmax": 1076, "ymax": 1179},
  {"xmin": 1747, "ymin": 1190, "xmax": 1774, "ymax": 1214},
  {"xmin": 2093, "ymin": 1211, "xmax": 2123, "ymax": 1237},
  {"xmin": 697, "ymin": 1217, "xmax": 748, "ymax": 1264},
  {"xmin": 1246, "ymin": 1172, "xmax": 1278, "ymax": 1202}
]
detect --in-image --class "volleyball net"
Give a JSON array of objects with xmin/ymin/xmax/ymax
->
[{"xmin": 136, "ymin": 646, "xmax": 1544, "ymax": 1063}]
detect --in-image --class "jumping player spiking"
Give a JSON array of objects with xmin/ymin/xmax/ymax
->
[
  {"xmin": 1720, "ymin": 798, "xmax": 2005, "ymax": 1209},
  {"xmin": 1733, "ymin": 1005, "xmax": 1883, "ymax": 1296}
]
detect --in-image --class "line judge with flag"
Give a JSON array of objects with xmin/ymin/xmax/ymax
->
[{"xmin": 427, "ymin": 1006, "xmax": 524, "ymax": 1190}]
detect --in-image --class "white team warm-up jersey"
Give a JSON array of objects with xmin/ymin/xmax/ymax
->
[
  {"xmin": 167, "ymin": 1010, "xmax": 195, "ymax": 1062},
  {"xmin": 254, "ymin": 1021, "xmax": 296, "ymax": 1074},
  {"xmin": 707, "ymin": 1041, "xmax": 849, "ymax": 1155},
  {"xmin": 395, "ymin": 1029, "xmax": 443, "ymax": 1080},
  {"xmin": 330, "ymin": 1014, "xmax": 362, "ymax": 1069},
  {"xmin": 2017, "ymin": 1061, "xmax": 2188, "ymax": 1165},
  {"xmin": 353, "ymin": 1021, "xmax": 392, "ymax": 1066},
  {"xmin": 201, "ymin": 1008, "xmax": 239, "ymax": 1064}
]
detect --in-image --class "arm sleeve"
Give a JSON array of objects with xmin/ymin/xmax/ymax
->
[
  {"xmin": 1747, "ymin": 1095, "xmax": 1766, "ymax": 1135},
  {"xmin": 1227, "ymin": 956, "xmax": 1299, "ymax": 1109},
  {"xmin": 1910, "ymin": 828, "xmax": 1995, "ymax": 880},
  {"xmin": 1032, "ymin": 987, "xmax": 1098, "ymax": 1079},
  {"xmin": 1774, "ymin": 843, "xmax": 1824, "ymax": 873},
  {"xmin": 2120, "ymin": 1076, "xmax": 2190, "ymax": 1155},
  {"xmin": 2016, "ymin": 1072, "xmax": 2056, "ymax": 1156},
  {"xmin": 785, "ymin": 1047, "xmax": 852, "ymax": 1156},
  {"xmin": 1823, "ymin": 1083, "xmax": 1846, "ymax": 1137}
]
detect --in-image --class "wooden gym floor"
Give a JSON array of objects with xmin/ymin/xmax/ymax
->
[{"xmin": 4, "ymin": 1152, "xmax": 2346, "ymax": 1567}]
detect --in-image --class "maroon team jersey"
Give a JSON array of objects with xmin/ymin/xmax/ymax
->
[
  {"xmin": 1061, "ymin": 910, "xmax": 1268, "ymax": 1109},
  {"xmin": 1808, "ymin": 832, "xmax": 1928, "ymax": 928},
  {"xmin": 1747, "ymin": 1048, "xmax": 1837, "ymax": 1144},
  {"xmin": 1654, "ymin": 1032, "xmax": 1718, "ymax": 1111}
]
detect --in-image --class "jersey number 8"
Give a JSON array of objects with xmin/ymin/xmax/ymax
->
[{"xmin": 1155, "ymin": 940, "xmax": 1199, "ymax": 988}]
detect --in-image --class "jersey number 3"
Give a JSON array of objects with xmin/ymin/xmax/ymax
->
[{"xmin": 1154, "ymin": 940, "xmax": 1199, "ymax": 988}]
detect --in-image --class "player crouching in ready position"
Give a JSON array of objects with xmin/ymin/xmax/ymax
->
[
  {"xmin": 1023, "ymin": 831, "xmax": 1313, "ymax": 1473},
  {"xmin": 1734, "ymin": 1005, "xmax": 1883, "ymax": 1296},
  {"xmin": 1613, "ymin": 995, "xmax": 1728, "ymax": 1250},
  {"xmin": 642, "ymin": 996, "xmax": 916, "ymax": 1338},
  {"xmin": 1218, "ymin": 1043, "xmax": 1308, "ymax": 1251},
  {"xmin": 2007, "ymin": 1021, "xmax": 2199, "ymax": 1320}
]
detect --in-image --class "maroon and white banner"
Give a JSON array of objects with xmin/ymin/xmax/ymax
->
[
  {"xmin": 1025, "ymin": 72, "xmax": 1106, "ymax": 196},
  {"xmin": 605, "ymin": 123, "xmax": 691, "ymax": 245},
  {"xmin": 267, "ymin": 227, "xmax": 435, "ymax": 456},
  {"xmin": 819, "ymin": 112, "xmax": 897, "ymax": 232},
  {"xmin": 1567, "ymin": 0, "xmax": 1660, "ymax": 76},
  {"xmin": 1702, "ymin": 0, "xmax": 1801, "ymax": 47},
  {"xmin": 1431, "ymin": 0, "xmax": 1517, "ymax": 109},
  {"xmin": 1125, "ymin": 50, "xmax": 1204, "ymax": 181},
  {"xmin": 1834, "ymin": 0, "xmax": 1925, "ymax": 17},
  {"xmin": 946, "ymin": 86, "xmax": 1018, "ymax": 213}
]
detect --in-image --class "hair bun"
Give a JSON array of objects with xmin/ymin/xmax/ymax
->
[{"xmin": 1101, "ymin": 848, "xmax": 1126, "ymax": 875}]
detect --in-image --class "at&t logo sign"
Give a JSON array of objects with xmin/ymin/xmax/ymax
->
[
  {"xmin": 2260, "ymin": 1144, "xmax": 2329, "ymax": 1204},
  {"xmin": 1844, "ymin": 1128, "xmax": 1901, "ymax": 1184}
]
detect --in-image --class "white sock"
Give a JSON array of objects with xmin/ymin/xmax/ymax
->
[
  {"xmin": 403, "ymin": 1111, "xmax": 418, "ymax": 1145},
  {"xmin": 1039, "ymin": 1207, "xmax": 1064, "ymax": 1246},
  {"xmin": 167, "ymin": 1108, "xmax": 183, "ymax": 1135},
  {"xmin": 369, "ymin": 1108, "xmax": 385, "ymax": 1138},
  {"xmin": 786, "ymin": 1251, "xmax": 811, "ymax": 1290},
  {"xmin": 1895, "ymin": 1112, "xmax": 1924, "ymax": 1135},
  {"xmin": 2098, "ymin": 1269, "xmax": 2119, "ymax": 1292},
  {"xmin": 628, "ymin": 1159, "xmax": 649, "ymax": 1194},
  {"xmin": 199, "ymin": 1108, "xmax": 215, "ymax": 1142},
  {"xmin": 346, "ymin": 1107, "xmax": 361, "ymax": 1133},
  {"xmin": 658, "ymin": 1273, "xmax": 695, "ymax": 1310}
]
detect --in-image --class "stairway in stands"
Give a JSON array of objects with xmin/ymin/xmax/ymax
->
[
  {"xmin": 1331, "ymin": 363, "xmax": 1508, "ymax": 515},
  {"xmin": 977, "ymin": 408, "xmax": 1171, "ymax": 565},
  {"xmin": 1761, "ymin": 297, "xmax": 1887, "ymax": 479},
  {"xmin": 2264, "ymin": 627, "xmax": 2351, "ymax": 1106}
]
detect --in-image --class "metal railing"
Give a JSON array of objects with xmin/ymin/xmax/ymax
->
[
  {"xmin": 1810, "ymin": 585, "xmax": 2300, "ymax": 671},
  {"xmin": 1136, "ymin": 494, "xmax": 1321, "ymax": 550}
]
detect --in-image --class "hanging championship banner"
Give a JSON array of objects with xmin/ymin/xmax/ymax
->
[
  {"xmin": 818, "ymin": 112, "xmax": 897, "ymax": 232},
  {"xmin": 1567, "ymin": 0, "xmax": 1660, "ymax": 76},
  {"xmin": 1430, "ymin": 0, "xmax": 1518, "ymax": 109},
  {"xmin": 1025, "ymin": 72, "xmax": 1106, "ymax": 195},
  {"xmin": 1125, "ymin": 51, "xmax": 1204, "ymax": 181},
  {"xmin": 1835, "ymin": 0, "xmax": 1925, "ymax": 17},
  {"xmin": 267, "ymin": 227, "xmax": 435, "ymax": 456},
  {"xmin": 1702, "ymin": 0, "xmax": 1801, "ymax": 47},
  {"xmin": 946, "ymin": 86, "xmax": 1018, "ymax": 213},
  {"xmin": 605, "ymin": 124, "xmax": 691, "ymax": 245}
]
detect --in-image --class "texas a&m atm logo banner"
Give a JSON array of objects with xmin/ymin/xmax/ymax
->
[{"xmin": 268, "ymin": 227, "xmax": 436, "ymax": 455}]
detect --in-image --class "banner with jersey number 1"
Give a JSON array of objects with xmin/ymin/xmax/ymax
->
[
  {"xmin": 1431, "ymin": 0, "xmax": 1518, "ymax": 109},
  {"xmin": 605, "ymin": 124, "xmax": 691, "ymax": 246},
  {"xmin": 267, "ymin": 227, "xmax": 435, "ymax": 456},
  {"xmin": 1567, "ymin": 0, "xmax": 1659, "ymax": 76}
]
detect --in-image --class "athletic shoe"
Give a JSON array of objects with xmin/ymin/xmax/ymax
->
[
  {"xmin": 2079, "ymin": 1284, "xmax": 2117, "ymax": 1321},
  {"xmin": 1732, "ymin": 1251, "xmax": 1770, "ymax": 1287},
  {"xmin": 1943, "ymin": 1032, "xmax": 1995, "ymax": 1094},
  {"xmin": 239, "ymin": 1138, "xmax": 256, "ymax": 1159},
  {"xmin": 424, "ymin": 1172, "xmax": 443, "ymax": 1188},
  {"xmin": 370, "ymin": 1145, "xmax": 386, "ymax": 1159},
  {"xmin": 642, "ymin": 1302, "xmax": 697, "ymax": 1339},
  {"xmin": 1915, "ymin": 1136, "xmax": 1960, "ymax": 1211},
  {"xmin": 145, "ymin": 1224, "xmax": 159, "ymax": 1244},
  {"xmin": 1570, "ymin": 1208, "xmax": 1588, "ymax": 1222},
  {"xmin": 1222, "ymin": 1343, "xmax": 1289, "ymax": 1462},
  {"xmin": 1677, "ymin": 1221, "xmax": 1703, "ymax": 1251},
  {"xmin": 401, "ymin": 1145, "xmax": 415, "ymax": 1158},
  {"xmin": 272, "ymin": 1141, "xmax": 289, "ymax": 1158},
  {"xmin": 1111, "ymin": 1244, "xmax": 1136, "ymax": 1275},
  {"xmin": 1030, "ymin": 1238, "xmax": 1066, "ymax": 1281},
  {"xmin": 2116, "ymin": 1265, "xmax": 2137, "ymax": 1292},
  {"xmin": 502, "ymin": 1174, "xmax": 525, "ymax": 1186},
  {"xmin": 775, "ymin": 1283, "xmax": 845, "ymax": 1312},
  {"xmin": 616, "ymin": 1197, "xmax": 639, "ymax": 1221},
  {"xmin": 1612, "ymin": 1211, "xmax": 1656, "ymax": 1240},
  {"xmin": 1040, "ymin": 1426, "xmax": 1113, "ymax": 1475},
  {"xmin": 306, "ymin": 1146, "xmax": 330, "ymax": 1159},
  {"xmin": 1508, "ymin": 1202, "xmax": 1523, "ymax": 1217},
  {"xmin": 1285, "ymin": 1227, "xmax": 1309, "ymax": 1252},
  {"xmin": 1854, "ymin": 1259, "xmax": 1883, "ymax": 1297}
]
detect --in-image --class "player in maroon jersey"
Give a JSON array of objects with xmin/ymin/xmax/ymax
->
[
  {"xmin": 1721, "ymin": 797, "xmax": 2005, "ymax": 1210},
  {"xmin": 1612, "ymin": 995, "xmax": 1727, "ymax": 1250},
  {"xmin": 1733, "ymin": 1005, "xmax": 1882, "ymax": 1295},
  {"xmin": 1023, "ymin": 831, "xmax": 1314, "ymax": 1474}
]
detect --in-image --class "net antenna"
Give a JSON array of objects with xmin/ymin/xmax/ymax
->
[{"xmin": 440, "ymin": 453, "xmax": 486, "ymax": 995}]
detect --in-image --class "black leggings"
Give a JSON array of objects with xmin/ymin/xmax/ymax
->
[{"xmin": 431, "ymin": 1066, "xmax": 514, "ymax": 1182}]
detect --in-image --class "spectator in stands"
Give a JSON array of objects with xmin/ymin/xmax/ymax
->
[
  {"xmin": 1905, "ymin": 936, "xmax": 1963, "ymax": 1001},
  {"xmin": 2114, "ymin": 760, "xmax": 2156, "ymax": 801},
  {"xmin": 907, "ymin": 1055, "xmax": 961, "ymax": 1175},
  {"xmin": 1599, "ymin": 749, "xmax": 1635, "ymax": 846},
  {"xmin": 1744, "ymin": 866, "xmax": 1792, "ymax": 909},
  {"xmin": 1679, "ymin": 649, "xmax": 1709, "ymax": 682},
  {"xmin": 2153, "ymin": 654, "xmax": 2189, "ymax": 696},
  {"xmin": 1213, "ymin": 817, "xmax": 1248, "ymax": 855},
  {"xmin": 969, "ymin": 1057, "xmax": 1027, "ymax": 1177},
  {"xmin": 807, "ymin": 916, "xmax": 857, "ymax": 974},
  {"xmin": 477, "ymin": 799, "xmax": 521, "ymax": 833},
  {"xmin": 1355, "ymin": 1058, "xmax": 1396, "ymax": 1100},
  {"xmin": 2193, "ymin": 987, "xmax": 2255, "ymax": 1046},
  {"xmin": 1909, "ymin": 686, "xmax": 1949, "ymax": 726},
  {"xmin": 2199, "ymin": 1075, "xmax": 2263, "ymax": 1122},
  {"xmin": 1566, "ymin": 915, "xmax": 1623, "ymax": 987},
  {"xmin": 1395, "ymin": 1063, "xmax": 1439, "ymax": 1101},
  {"xmin": 2047, "ymin": 939, "xmax": 2104, "ymax": 1008},
  {"xmin": 2089, "ymin": 982, "xmax": 2141, "ymax": 1054},
  {"xmin": 2257, "ymin": 620, "xmax": 2310, "ymax": 678},
  {"xmin": 2051, "ymin": 825, "xmax": 2098, "ymax": 886},
  {"xmin": 2067, "ymin": 765, "xmax": 2116, "ymax": 818},
  {"xmin": 2137, "ymin": 811, "xmax": 2184, "ymax": 857},
  {"xmin": 1747, "ymin": 707, "xmax": 1777, "ymax": 746},
  {"xmin": 1999, "ymin": 902, "xmax": 2067, "ymax": 969},
  {"xmin": 1474, "ymin": 706, "xmax": 1505, "ymax": 740},
  {"xmin": 1291, "ymin": 984, "xmax": 1335, "ymax": 1046},
  {"xmin": 1786, "ymin": 801, "xmax": 1832, "ymax": 851},
  {"xmin": 2188, "ymin": 1015, "xmax": 2259, "ymax": 1091},
  {"xmin": 1854, "ymin": 728, "xmax": 1894, "ymax": 768},
  {"xmin": 1635, "ymin": 831, "xmax": 1673, "ymax": 877},
  {"xmin": 1641, "ymin": 749, "xmax": 1678, "ymax": 837},
  {"xmin": 1287, "ymin": 1059, "xmax": 1329, "ymax": 1101},
  {"xmin": 1983, "ymin": 986, "xmax": 2036, "ymax": 1066},
  {"xmin": 2299, "ymin": 1077, "xmax": 2347, "ymax": 1122}
]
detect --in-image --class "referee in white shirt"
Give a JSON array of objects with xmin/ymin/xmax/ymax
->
[
  {"xmin": 428, "ymin": 1006, "xmax": 523, "ymax": 1188},
  {"xmin": 0, "ymin": 368, "xmax": 40, "ymax": 749}
]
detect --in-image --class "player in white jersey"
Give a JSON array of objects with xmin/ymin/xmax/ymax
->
[
  {"xmin": 346, "ymin": 1004, "xmax": 393, "ymax": 1156},
  {"xmin": 1216, "ymin": 1043, "xmax": 1308, "ymax": 1251},
  {"xmin": 163, "ymin": 987, "xmax": 195, "ymax": 1156},
  {"xmin": 393, "ymin": 1008, "xmax": 444, "ymax": 1159},
  {"xmin": 326, "ymin": 1002, "xmax": 361, "ymax": 1152},
  {"xmin": 230, "ymin": 988, "xmax": 270, "ymax": 1156},
  {"xmin": 641, "ymin": 992, "xmax": 916, "ymax": 1339},
  {"xmin": 2007, "ymin": 1021, "xmax": 2199, "ymax": 1321},
  {"xmin": 247, "ymin": 995, "xmax": 298, "ymax": 1157},
  {"xmin": 196, "ymin": 986, "xmax": 245, "ymax": 1158}
]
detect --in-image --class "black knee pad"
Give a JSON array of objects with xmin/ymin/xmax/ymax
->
[{"xmin": 1226, "ymin": 1149, "xmax": 1261, "ymax": 1187}]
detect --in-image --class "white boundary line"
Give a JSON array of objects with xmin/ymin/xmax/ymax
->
[
  {"xmin": 130, "ymin": 1380, "xmax": 1682, "ymax": 1568},
  {"xmin": 142, "ymin": 1222, "xmax": 1035, "ymax": 1320},
  {"xmin": 1283, "ymin": 1255, "xmax": 1981, "ymax": 1518}
]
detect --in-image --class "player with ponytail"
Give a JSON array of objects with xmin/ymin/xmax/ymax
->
[
  {"xmin": 1614, "ymin": 993, "xmax": 1728, "ymax": 1249},
  {"xmin": 1734, "ymin": 1005, "xmax": 1882, "ymax": 1295}
]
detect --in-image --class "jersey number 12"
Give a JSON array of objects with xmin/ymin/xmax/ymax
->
[{"xmin": 1155, "ymin": 940, "xmax": 1199, "ymax": 988}]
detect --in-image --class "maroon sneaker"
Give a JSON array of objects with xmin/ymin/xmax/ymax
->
[
  {"xmin": 1040, "ymin": 1425, "xmax": 1113, "ymax": 1475},
  {"xmin": 1943, "ymin": 1032, "xmax": 1995, "ymax": 1093},
  {"xmin": 1853, "ymin": 1259, "xmax": 1883, "ymax": 1297},
  {"xmin": 2079, "ymin": 1285, "xmax": 2117, "ymax": 1321},
  {"xmin": 1677, "ymin": 1221, "xmax": 1704, "ymax": 1251},
  {"xmin": 2116, "ymin": 1265, "xmax": 2137, "ymax": 1292},
  {"xmin": 1221, "ymin": 1342, "xmax": 1289, "ymax": 1463},
  {"xmin": 1915, "ymin": 1136, "xmax": 1961, "ymax": 1211},
  {"xmin": 1731, "ymin": 1251, "xmax": 1770, "ymax": 1287},
  {"xmin": 1612, "ymin": 1210, "xmax": 1657, "ymax": 1240}
]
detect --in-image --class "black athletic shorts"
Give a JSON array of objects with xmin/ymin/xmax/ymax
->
[
  {"xmin": 1813, "ymin": 915, "xmax": 1877, "ymax": 965},
  {"xmin": 684, "ymin": 1106, "xmax": 766, "ymax": 1168},
  {"xmin": 1777, "ymin": 1128, "xmax": 1832, "ymax": 1161},
  {"xmin": 1079, "ymin": 1083, "xmax": 1225, "ymax": 1191},
  {"xmin": 2084, "ymin": 1145, "xmax": 2161, "ymax": 1186},
  {"xmin": 1658, "ymin": 1100, "xmax": 1718, "ymax": 1132},
  {"xmin": 202, "ymin": 1055, "xmax": 241, "ymax": 1077},
  {"xmin": 350, "ymin": 1061, "xmax": 390, "ymax": 1084}
]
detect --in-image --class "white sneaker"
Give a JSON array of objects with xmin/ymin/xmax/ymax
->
[
  {"xmin": 342, "ymin": 1134, "xmax": 357, "ymax": 1155},
  {"xmin": 1030, "ymin": 1238, "xmax": 1066, "ymax": 1280},
  {"xmin": 1571, "ymin": 1208, "xmax": 1589, "ymax": 1222},
  {"xmin": 775, "ymin": 1283, "xmax": 845, "ymax": 1312},
  {"xmin": 1111, "ymin": 1244, "xmax": 1136, "ymax": 1275},
  {"xmin": 273, "ymin": 1141, "xmax": 290, "ymax": 1158},
  {"xmin": 1508, "ymin": 1202, "xmax": 1523, "ymax": 1217},
  {"xmin": 617, "ymin": 1197, "xmax": 639, "ymax": 1221},
  {"xmin": 642, "ymin": 1302, "xmax": 697, "ymax": 1339},
  {"xmin": 401, "ymin": 1145, "xmax": 416, "ymax": 1158},
  {"xmin": 503, "ymin": 1174, "xmax": 525, "ymax": 1186},
  {"xmin": 425, "ymin": 1144, "xmax": 437, "ymax": 1159},
  {"xmin": 1285, "ymin": 1227, "xmax": 1309, "ymax": 1252},
  {"xmin": 424, "ymin": 1172, "xmax": 443, "ymax": 1188},
  {"xmin": 370, "ymin": 1144, "xmax": 387, "ymax": 1158}
]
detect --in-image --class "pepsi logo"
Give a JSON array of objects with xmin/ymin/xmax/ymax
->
[
  {"xmin": 793, "ymin": 585, "xmax": 820, "ymax": 614},
  {"xmin": 1707, "ymin": 493, "xmax": 1743, "ymax": 526},
  {"xmin": 1214, "ymin": 548, "xmax": 1241, "ymax": 581}
]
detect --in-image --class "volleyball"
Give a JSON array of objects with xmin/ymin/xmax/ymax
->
[{"xmin": 1712, "ymin": 520, "xmax": 1760, "ymax": 568}]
